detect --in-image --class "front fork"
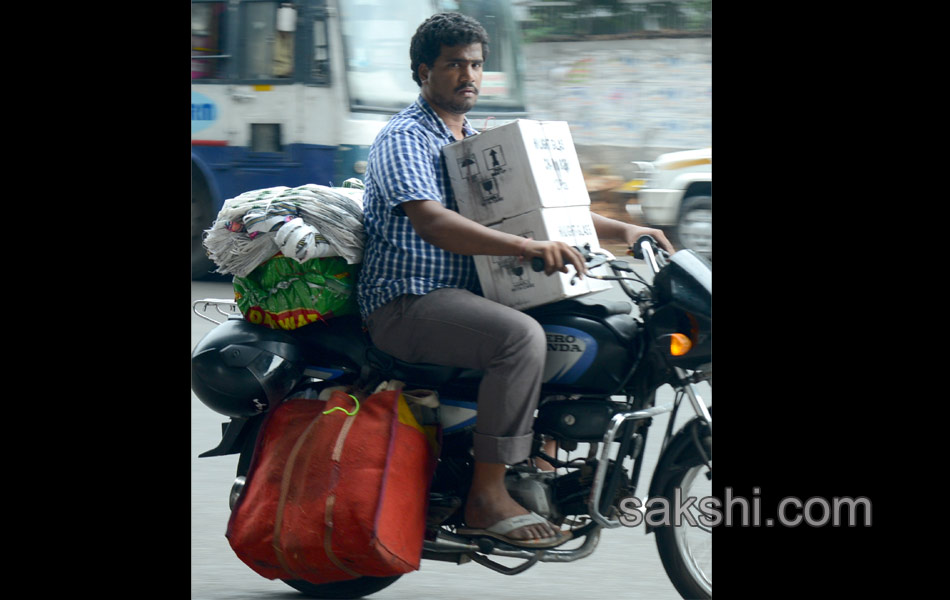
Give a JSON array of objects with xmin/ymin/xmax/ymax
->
[
  {"xmin": 674, "ymin": 366, "xmax": 711, "ymax": 437},
  {"xmin": 587, "ymin": 374, "xmax": 711, "ymax": 529}
]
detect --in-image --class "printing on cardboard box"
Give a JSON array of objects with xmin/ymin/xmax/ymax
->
[
  {"xmin": 443, "ymin": 119, "xmax": 612, "ymax": 310},
  {"xmin": 444, "ymin": 120, "xmax": 589, "ymax": 226}
]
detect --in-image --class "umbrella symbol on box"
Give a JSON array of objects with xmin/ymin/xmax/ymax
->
[{"xmin": 458, "ymin": 154, "xmax": 480, "ymax": 179}]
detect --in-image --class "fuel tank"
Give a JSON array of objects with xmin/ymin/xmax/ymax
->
[{"xmin": 527, "ymin": 298, "xmax": 641, "ymax": 394}]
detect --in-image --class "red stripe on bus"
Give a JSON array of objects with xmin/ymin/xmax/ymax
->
[{"xmin": 192, "ymin": 140, "xmax": 228, "ymax": 146}]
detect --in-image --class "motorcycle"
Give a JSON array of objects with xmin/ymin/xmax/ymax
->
[{"xmin": 191, "ymin": 236, "xmax": 712, "ymax": 599}]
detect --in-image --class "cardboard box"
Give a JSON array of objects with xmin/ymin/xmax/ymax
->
[
  {"xmin": 443, "ymin": 120, "xmax": 590, "ymax": 225},
  {"xmin": 473, "ymin": 206, "xmax": 613, "ymax": 310}
]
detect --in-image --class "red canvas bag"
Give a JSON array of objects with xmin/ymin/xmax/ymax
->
[{"xmin": 225, "ymin": 384, "xmax": 438, "ymax": 585}]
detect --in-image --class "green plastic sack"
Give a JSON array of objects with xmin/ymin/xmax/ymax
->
[{"xmin": 233, "ymin": 254, "xmax": 360, "ymax": 330}]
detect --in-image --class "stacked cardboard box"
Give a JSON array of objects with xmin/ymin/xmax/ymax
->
[{"xmin": 443, "ymin": 120, "xmax": 613, "ymax": 310}]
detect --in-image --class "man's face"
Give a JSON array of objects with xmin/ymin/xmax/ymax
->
[{"xmin": 419, "ymin": 43, "xmax": 483, "ymax": 116}]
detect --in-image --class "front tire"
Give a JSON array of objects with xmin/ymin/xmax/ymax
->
[{"xmin": 654, "ymin": 431, "xmax": 712, "ymax": 599}]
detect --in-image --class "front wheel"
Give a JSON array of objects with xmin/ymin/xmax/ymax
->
[{"xmin": 654, "ymin": 431, "xmax": 712, "ymax": 599}]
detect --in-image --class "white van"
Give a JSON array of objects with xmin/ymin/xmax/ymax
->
[{"xmin": 625, "ymin": 148, "xmax": 711, "ymax": 260}]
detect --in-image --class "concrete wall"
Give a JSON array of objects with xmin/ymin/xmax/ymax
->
[{"xmin": 521, "ymin": 37, "xmax": 711, "ymax": 176}]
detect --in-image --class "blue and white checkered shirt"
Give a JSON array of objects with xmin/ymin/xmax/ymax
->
[{"xmin": 357, "ymin": 96, "xmax": 482, "ymax": 319}]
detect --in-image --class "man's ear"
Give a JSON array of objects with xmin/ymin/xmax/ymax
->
[{"xmin": 418, "ymin": 63, "xmax": 429, "ymax": 84}]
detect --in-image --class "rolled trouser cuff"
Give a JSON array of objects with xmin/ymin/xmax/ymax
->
[{"xmin": 472, "ymin": 431, "xmax": 534, "ymax": 465}]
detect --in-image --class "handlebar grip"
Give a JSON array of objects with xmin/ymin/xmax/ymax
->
[
  {"xmin": 630, "ymin": 235, "xmax": 657, "ymax": 260},
  {"xmin": 529, "ymin": 245, "xmax": 591, "ymax": 273}
]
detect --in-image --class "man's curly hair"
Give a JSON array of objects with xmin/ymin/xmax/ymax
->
[{"xmin": 410, "ymin": 12, "xmax": 490, "ymax": 87}]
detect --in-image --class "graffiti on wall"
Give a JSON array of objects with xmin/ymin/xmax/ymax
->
[{"xmin": 524, "ymin": 39, "xmax": 711, "ymax": 150}]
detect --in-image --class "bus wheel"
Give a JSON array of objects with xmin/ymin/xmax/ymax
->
[{"xmin": 192, "ymin": 172, "xmax": 216, "ymax": 280}]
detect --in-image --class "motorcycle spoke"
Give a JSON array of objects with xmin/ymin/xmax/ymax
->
[{"xmin": 673, "ymin": 465, "xmax": 712, "ymax": 592}]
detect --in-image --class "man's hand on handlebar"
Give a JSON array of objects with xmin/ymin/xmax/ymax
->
[
  {"xmin": 522, "ymin": 239, "xmax": 588, "ymax": 278},
  {"xmin": 621, "ymin": 224, "xmax": 674, "ymax": 255}
]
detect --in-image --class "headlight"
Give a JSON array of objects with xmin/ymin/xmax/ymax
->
[{"xmin": 630, "ymin": 161, "xmax": 655, "ymax": 184}]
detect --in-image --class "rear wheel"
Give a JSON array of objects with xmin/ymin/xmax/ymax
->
[
  {"xmin": 674, "ymin": 195, "xmax": 712, "ymax": 260},
  {"xmin": 654, "ymin": 431, "xmax": 712, "ymax": 599},
  {"xmin": 282, "ymin": 576, "xmax": 402, "ymax": 599}
]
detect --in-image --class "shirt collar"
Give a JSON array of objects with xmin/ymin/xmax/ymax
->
[{"xmin": 415, "ymin": 95, "xmax": 478, "ymax": 140}]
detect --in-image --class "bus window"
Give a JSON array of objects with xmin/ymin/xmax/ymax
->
[
  {"xmin": 191, "ymin": 1, "xmax": 229, "ymax": 80},
  {"xmin": 337, "ymin": 0, "xmax": 525, "ymax": 113},
  {"xmin": 338, "ymin": 1, "xmax": 431, "ymax": 111},
  {"xmin": 448, "ymin": 0, "xmax": 525, "ymax": 109},
  {"xmin": 311, "ymin": 10, "xmax": 330, "ymax": 83},
  {"xmin": 240, "ymin": 2, "xmax": 297, "ymax": 80}
]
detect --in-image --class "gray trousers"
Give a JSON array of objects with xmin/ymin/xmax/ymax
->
[{"xmin": 365, "ymin": 288, "xmax": 546, "ymax": 464}]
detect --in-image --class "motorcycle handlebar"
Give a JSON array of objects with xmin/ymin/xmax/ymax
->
[
  {"xmin": 529, "ymin": 237, "xmax": 666, "ymax": 275},
  {"xmin": 525, "ymin": 241, "xmax": 667, "ymax": 304},
  {"xmin": 528, "ymin": 243, "xmax": 598, "ymax": 274},
  {"xmin": 630, "ymin": 235, "xmax": 657, "ymax": 260}
]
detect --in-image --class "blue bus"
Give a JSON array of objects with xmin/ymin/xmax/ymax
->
[{"xmin": 191, "ymin": 0, "xmax": 528, "ymax": 278}]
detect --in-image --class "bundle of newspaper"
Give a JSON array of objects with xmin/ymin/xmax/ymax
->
[{"xmin": 203, "ymin": 180, "xmax": 365, "ymax": 277}]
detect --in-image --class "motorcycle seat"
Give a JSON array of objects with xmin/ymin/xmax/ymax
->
[
  {"xmin": 362, "ymin": 300, "xmax": 634, "ymax": 387},
  {"xmin": 364, "ymin": 346, "xmax": 466, "ymax": 387},
  {"xmin": 290, "ymin": 314, "xmax": 371, "ymax": 368},
  {"xmin": 290, "ymin": 314, "xmax": 472, "ymax": 387}
]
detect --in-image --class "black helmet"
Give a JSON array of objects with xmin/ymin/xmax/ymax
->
[{"xmin": 191, "ymin": 318, "xmax": 306, "ymax": 417}]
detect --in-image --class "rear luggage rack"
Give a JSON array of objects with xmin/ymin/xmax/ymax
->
[{"xmin": 193, "ymin": 298, "xmax": 241, "ymax": 324}]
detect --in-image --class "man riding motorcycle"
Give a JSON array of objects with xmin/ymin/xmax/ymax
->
[{"xmin": 356, "ymin": 11, "xmax": 673, "ymax": 549}]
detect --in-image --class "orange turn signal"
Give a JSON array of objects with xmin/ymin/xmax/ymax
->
[{"xmin": 669, "ymin": 333, "xmax": 693, "ymax": 356}]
